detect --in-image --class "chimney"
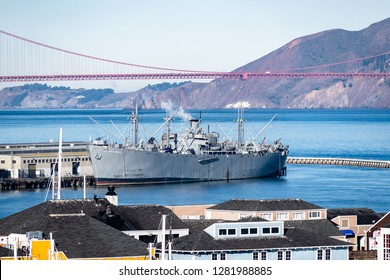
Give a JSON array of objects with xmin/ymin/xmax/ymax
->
[{"xmin": 105, "ymin": 186, "xmax": 118, "ymax": 206}]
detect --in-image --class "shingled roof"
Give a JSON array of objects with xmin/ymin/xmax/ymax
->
[
  {"xmin": 0, "ymin": 199, "xmax": 188, "ymax": 235},
  {"xmin": 117, "ymin": 205, "xmax": 187, "ymax": 231},
  {"xmin": 0, "ymin": 199, "xmax": 150, "ymax": 259},
  {"xmin": 44, "ymin": 214, "xmax": 148, "ymax": 259},
  {"xmin": 208, "ymin": 198, "xmax": 323, "ymax": 211},
  {"xmin": 327, "ymin": 208, "xmax": 385, "ymax": 225},
  {"xmin": 169, "ymin": 219, "xmax": 349, "ymax": 252},
  {"xmin": 0, "ymin": 199, "xmax": 108, "ymax": 235}
]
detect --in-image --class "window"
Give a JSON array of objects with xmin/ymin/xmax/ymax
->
[
  {"xmin": 317, "ymin": 249, "xmax": 323, "ymax": 260},
  {"xmin": 212, "ymin": 253, "xmax": 226, "ymax": 260},
  {"xmin": 262, "ymin": 227, "xmax": 270, "ymax": 234},
  {"xmin": 238, "ymin": 213, "xmax": 249, "ymax": 219},
  {"xmin": 271, "ymin": 227, "xmax": 279, "ymax": 234},
  {"xmin": 341, "ymin": 219, "xmax": 349, "ymax": 228},
  {"xmin": 276, "ymin": 212, "xmax": 288, "ymax": 220},
  {"xmin": 253, "ymin": 252, "xmax": 259, "ymax": 260},
  {"xmin": 317, "ymin": 249, "xmax": 331, "ymax": 260},
  {"xmin": 325, "ymin": 249, "xmax": 331, "ymax": 260},
  {"xmin": 292, "ymin": 212, "xmax": 303, "ymax": 220},
  {"xmin": 309, "ymin": 211, "xmax": 321, "ymax": 219},
  {"xmin": 277, "ymin": 250, "xmax": 291, "ymax": 260},
  {"xmin": 219, "ymin": 229, "xmax": 227, "ymax": 236},
  {"xmin": 384, "ymin": 234, "xmax": 390, "ymax": 260},
  {"xmin": 260, "ymin": 213, "xmax": 272, "ymax": 220},
  {"xmin": 242, "ymin": 228, "xmax": 258, "ymax": 235},
  {"xmin": 228, "ymin": 229, "xmax": 236, "ymax": 235},
  {"xmin": 0, "ymin": 160, "xmax": 5, "ymax": 164},
  {"xmin": 260, "ymin": 251, "xmax": 267, "ymax": 260}
]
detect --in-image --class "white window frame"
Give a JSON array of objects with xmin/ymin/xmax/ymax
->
[
  {"xmin": 260, "ymin": 213, "xmax": 272, "ymax": 220},
  {"xmin": 211, "ymin": 252, "xmax": 226, "ymax": 260},
  {"xmin": 309, "ymin": 211, "xmax": 321, "ymax": 219},
  {"xmin": 292, "ymin": 212, "xmax": 303, "ymax": 220},
  {"xmin": 317, "ymin": 249, "xmax": 323, "ymax": 260},
  {"xmin": 317, "ymin": 249, "xmax": 331, "ymax": 260},
  {"xmin": 276, "ymin": 212, "xmax": 288, "ymax": 220},
  {"xmin": 277, "ymin": 250, "xmax": 292, "ymax": 260}
]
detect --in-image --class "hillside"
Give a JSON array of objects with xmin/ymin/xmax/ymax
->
[
  {"xmin": 0, "ymin": 17, "xmax": 389, "ymax": 109},
  {"xmin": 185, "ymin": 17, "xmax": 390, "ymax": 109}
]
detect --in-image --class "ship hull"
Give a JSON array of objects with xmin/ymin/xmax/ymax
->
[{"xmin": 88, "ymin": 145, "xmax": 287, "ymax": 186}]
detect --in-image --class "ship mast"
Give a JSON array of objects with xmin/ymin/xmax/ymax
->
[
  {"xmin": 130, "ymin": 104, "xmax": 139, "ymax": 147},
  {"xmin": 164, "ymin": 111, "xmax": 172, "ymax": 148},
  {"xmin": 57, "ymin": 126, "xmax": 63, "ymax": 199},
  {"xmin": 236, "ymin": 107, "xmax": 245, "ymax": 150}
]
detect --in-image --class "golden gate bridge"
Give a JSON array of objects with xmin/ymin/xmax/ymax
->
[{"xmin": 0, "ymin": 29, "xmax": 389, "ymax": 82}]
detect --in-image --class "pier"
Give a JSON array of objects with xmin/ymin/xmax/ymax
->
[
  {"xmin": 287, "ymin": 157, "xmax": 390, "ymax": 169},
  {"xmin": 0, "ymin": 175, "xmax": 95, "ymax": 190}
]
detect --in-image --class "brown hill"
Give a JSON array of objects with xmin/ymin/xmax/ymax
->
[
  {"xmin": 1, "ymin": 18, "xmax": 389, "ymax": 109},
  {"xmin": 184, "ymin": 17, "xmax": 390, "ymax": 109}
]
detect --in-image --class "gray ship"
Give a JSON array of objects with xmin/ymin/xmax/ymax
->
[{"xmin": 88, "ymin": 108, "xmax": 288, "ymax": 186}]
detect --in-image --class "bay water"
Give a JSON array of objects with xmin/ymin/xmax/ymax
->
[{"xmin": 0, "ymin": 108, "xmax": 389, "ymax": 218}]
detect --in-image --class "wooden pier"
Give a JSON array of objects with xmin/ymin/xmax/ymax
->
[
  {"xmin": 287, "ymin": 157, "xmax": 390, "ymax": 168},
  {"xmin": 0, "ymin": 176, "xmax": 95, "ymax": 191}
]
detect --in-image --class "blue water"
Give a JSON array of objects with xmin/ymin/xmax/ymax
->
[{"xmin": 0, "ymin": 109, "xmax": 389, "ymax": 218}]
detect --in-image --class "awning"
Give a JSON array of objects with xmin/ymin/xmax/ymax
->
[{"xmin": 341, "ymin": 229, "xmax": 355, "ymax": 237}]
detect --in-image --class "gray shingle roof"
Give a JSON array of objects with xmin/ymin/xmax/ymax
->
[
  {"xmin": 0, "ymin": 199, "xmax": 175, "ymax": 259},
  {"xmin": 117, "ymin": 205, "xmax": 187, "ymax": 230},
  {"xmin": 45, "ymin": 214, "xmax": 148, "ymax": 258},
  {"xmin": 327, "ymin": 208, "xmax": 385, "ymax": 225},
  {"xmin": 0, "ymin": 199, "xmax": 107, "ymax": 235},
  {"xmin": 208, "ymin": 198, "xmax": 324, "ymax": 211}
]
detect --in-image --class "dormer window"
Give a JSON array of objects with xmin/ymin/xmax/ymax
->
[
  {"xmin": 218, "ymin": 228, "xmax": 236, "ymax": 236},
  {"xmin": 241, "ymin": 228, "xmax": 258, "ymax": 235},
  {"xmin": 206, "ymin": 221, "xmax": 284, "ymax": 239},
  {"xmin": 262, "ymin": 227, "xmax": 280, "ymax": 234}
]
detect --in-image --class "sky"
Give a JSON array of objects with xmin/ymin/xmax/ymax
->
[{"xmin": 1, "ymin": 0, "xmax": 390, "ymax": 92}]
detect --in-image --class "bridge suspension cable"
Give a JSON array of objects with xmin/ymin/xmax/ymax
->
[{"xmin": 0, "ymin": 29, "xmax": 389, "ymax": 82}]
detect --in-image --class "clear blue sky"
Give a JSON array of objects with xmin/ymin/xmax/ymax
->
[{"xmin": 1, "ymin": 0, "xmax": 389, "ymax": 92}]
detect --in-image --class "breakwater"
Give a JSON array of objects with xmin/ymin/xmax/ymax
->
[{"xmin": 287, "ymin": 157, "xmax": 390, "ymax": 168}]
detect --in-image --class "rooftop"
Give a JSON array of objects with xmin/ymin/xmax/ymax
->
[
  {"xmin": 208, "ymin": 198, "xmax": 324, "ymax": 211},
  {"xmin": 169, "ymin": 219, "xmax": 349, "ymax": 252},
  {"xmin": 327, "ymin": 208, "xmax": 385, "ymax": 225}
]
